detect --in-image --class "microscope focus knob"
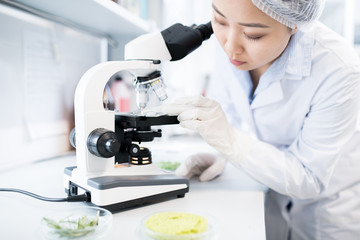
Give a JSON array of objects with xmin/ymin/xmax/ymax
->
[
  {"xmin": 69, "ymin": 128, "xmax": 76, "ymax": 148},
  {"xmin": 87, "ymin": 128, "xmax": 120, "ymax": 158}
]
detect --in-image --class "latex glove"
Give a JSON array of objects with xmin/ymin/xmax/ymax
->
[
  {"xmin": 176, "ymin": 153, "xmax": 226, "ymax": 182},
  {"xmin": 160, "ymin": 96, "xmax": 254, "ymax": 163}
]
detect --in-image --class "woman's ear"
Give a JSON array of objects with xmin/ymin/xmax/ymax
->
[{"xmin": 291, "ymin": 26, "xmax": 298, "ymax": 35}]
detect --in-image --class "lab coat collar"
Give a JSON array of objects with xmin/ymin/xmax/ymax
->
[
  {"xmin": 251, "ymin": 81, "xmax": 284, "ymax": 109},
  {"xmin": 284, "ymin": 29, "xmax": 314, "ymax": 79}
]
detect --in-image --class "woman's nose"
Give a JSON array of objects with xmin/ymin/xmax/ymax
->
[{"xmin": 224, "ymin": 29, "xmax": 243, "ymax": 57}]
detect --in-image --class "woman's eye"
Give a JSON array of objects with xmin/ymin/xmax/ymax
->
[
  {"xmin": 213, "ymin": 17, "xmax": 226, "ymax": 26},
  {"xmin": 244, "ymin": 33, "xmax": 263, "ymax": 41}
]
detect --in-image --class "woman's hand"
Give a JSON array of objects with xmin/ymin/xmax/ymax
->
[{"xmin": 176, "ymin": 153, "xmax": 226, "ymax": 182}]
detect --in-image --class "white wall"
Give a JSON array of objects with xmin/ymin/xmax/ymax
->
[{"xmin": 319, "ymin": 0, "xmax": 359, "ymax": 54}]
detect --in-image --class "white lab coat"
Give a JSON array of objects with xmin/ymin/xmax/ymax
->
[{"xmin": 208, "ymin": 22, "xmax": 360, "ymax": 239}]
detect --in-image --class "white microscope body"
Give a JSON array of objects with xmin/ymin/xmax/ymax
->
[{"xmin": 64, "ymin": 22, "xmax": 213, "ymax": 211}]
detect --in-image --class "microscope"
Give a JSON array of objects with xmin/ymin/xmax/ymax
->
[{"xmin": 64, "ymin": 22, "xmax": 213, "ymax": 211}]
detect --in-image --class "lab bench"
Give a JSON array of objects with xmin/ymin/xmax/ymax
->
[{"xmin": 0, "ymin": 138, "xmax": 267, "ymax": 239}]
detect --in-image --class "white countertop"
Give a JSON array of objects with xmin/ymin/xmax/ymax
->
[{"xmin": 0, "ymin": 137, "xmax": 267, "ymax": 239}]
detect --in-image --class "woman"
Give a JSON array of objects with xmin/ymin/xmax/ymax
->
[{"xmin": 159, "ymin": 0, "xmax": 360, "ymax": 239}]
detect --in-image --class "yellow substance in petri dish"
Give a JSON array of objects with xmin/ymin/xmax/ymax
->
[{"xmin": 145, "ymin": 212, "xmax": 208, "ymax": 236}]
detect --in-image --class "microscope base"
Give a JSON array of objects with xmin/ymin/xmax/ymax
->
[{"xmin": 64, "ymin": 167, "xmax": 189, "ymax": 212}]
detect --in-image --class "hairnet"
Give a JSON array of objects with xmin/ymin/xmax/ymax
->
[{"xmin": 251, "ymin": 0, "xmax": 325, "ymax": 29}]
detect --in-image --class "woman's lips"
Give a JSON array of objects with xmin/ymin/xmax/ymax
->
[{"xmin": 229, "ymin": 58, "xmax": 245, "ymax": 66}]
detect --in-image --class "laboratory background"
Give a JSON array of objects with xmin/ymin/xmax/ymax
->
[{"xmin": 0, "ymin": 0, "xmax": 359, "ymax": 239}]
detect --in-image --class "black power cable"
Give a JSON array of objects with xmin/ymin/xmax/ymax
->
[{"xmin": 0, "ymin": 188, "xmax": 90, "ymax": 202}]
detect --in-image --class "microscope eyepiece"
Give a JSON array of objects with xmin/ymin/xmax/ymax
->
[
  {"xmin": 161, "ymin": 21, "xmax": 213, "ymax": 61},
  {"xmin": 196, "ymin": 22, "xmax": 213, "ymax": 41}
]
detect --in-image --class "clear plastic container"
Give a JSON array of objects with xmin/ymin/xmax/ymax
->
[
  {"xmin": 41, "ymin": 206, "xmax": 112, "ymax": 240},
  {"xmin": 139, "ymin": 211, "xmax": 216, "ymax": 240}
]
